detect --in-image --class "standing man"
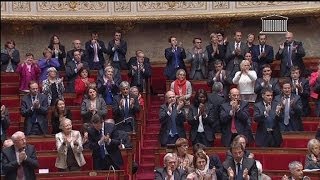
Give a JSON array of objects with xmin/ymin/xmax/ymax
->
[
  {"xmin": 107, "ymin": 30, "xmax": 128, "ymax": 70},
  {"xmin": 85, "ymin": 31, "xmax": 107, "ymax": 70},
  {"xmin": 275, "ymin": 31, "xmax": 306, "ymax": 77},
  {"xmin": 21, "ymin": 81, "xmax": 49, "ymax": 135},
  {"xmin": 159, "ymin": 90, "xmax": 186, "ymax": 147},
  {"xmin": 164, "ymin": 36, "xmax": 187, "ymax": 80},
  {"xmin": 66, "ymin": 39, "xmax": 88, "ymax": 64},
  {"xmin": 251, "ymin": 34, "xmax": 274, "ymax": 78},
  {"xmin": 2, "ymin": 131, "xmax": 39, "ymax": 180},
  {"xmin": 220, "ymin": 88, "xmax": 253, "ymax": 147},
  {"xmin": 254, "ymin": 88, "xmax": 283, "ymax": 147},
  {"xmin": 222, "ymin": 141, "xmax": 258, "ymax": 180}
]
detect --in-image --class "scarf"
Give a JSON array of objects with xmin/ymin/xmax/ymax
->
[{"xmin": 173, "ymin": 79, "xmax": 187, "ymax": 96}]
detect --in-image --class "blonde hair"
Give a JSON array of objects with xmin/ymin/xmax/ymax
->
[{"xmin": 240, "ymin": 60, "xmax": 250, "ymax": 70}]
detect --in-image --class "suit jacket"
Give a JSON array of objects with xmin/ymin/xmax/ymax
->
[
  {"xmin": 128, "ymin": 57, "xmax": 152, "ymax": 90},
  {"xmin": 254, "ymin": 101, "xmax": 283, "ymax": 147},
  {"xmin": 251, "ymin": 44, "xmax": 274, "ymax": 76},
  {"xmin": 48, "ymin": 44, "xmax": 66, "ymax": 71},
  {"xmin": 209, "ymin": 154, "xmax": 223, "ymax": 179},
  {"xmin": 186, "ymin": 48, "xmax": 208, "ymax": 79},
  {"xmin": 275, "ymin": 41, "xmax": 306, "ymax": 77},
  {"xmin": 85, "ymin": 40, "xmax": 108, "ymax": 70},
  {"xmin": 106, "ymin": 39, "xmax": 128, "ymax": 70},
  {"xmin": 51, "ymin": 109, "xmax": 72, "ymax": 134},
  {"xmin": 1, "ymin": 108, "xmax": 10, "ymax": 142},
  {"xmin": 96, "ymin": 75, "xmax": 120, "ymax": 105},
  {"xmin": 66, "ymin": 48, "xmax": 88, "ymax": 64},
  {"xmin": 220, "ymin": 101, "xmax": 253, "ymax": 147},
  {"xmin": 55, "ymin": 130, "xmax": 86, "ymax": 169},
  {"xmin": 159, "ymin": 104, "xmax": 186, "ymax": 146},
  {"xmin": 164, "ymin": 47, "xmax": 187, "ymax": 80},
  {"xmin": 290, "ymin": 77, "xmax": 310, "ymax": 116},
  {"xmin": 274, "ymin": 93, "xmax": 303, "ymax": 131},
  {"xmin": 254, "ymin": 77, "xmax": 281, "ymax": 102},
  {"xmin": 154, "ymin": 167, "xmax": 186, "ymax": 180},
  {"xmin": 225, "ymin": 41, "xmax": 249, "ymax": 67},
  {"xmin": 87, "ymin": 124, "xmax": 123, "ymax": 170},
  {"xmin": 16, "ymin": 63, "xmax": 41, "ymax": 91},
  {"xmin": 206, "ymin": 44, "xmax": 226, "ymax": 71},
  {"xmin": 81, "ymin": 97, "xmax": 107, "ymax": 123},
  {"xmin": 2, "ymin": 144, "xmax": 39, "ymax": 180},
  {"xmin": 208, "ymin": 92, "xmax": 225, "ymax": 132},
  {"xmin": 187, "ymin": 103, "xmax": 215, "ymax": 142},
  {"xmin": 222, "ymin": 157, "xmax": 258, "ymax": 180},
  {"xmin": 97, "ymin": 67, "xmax": 122, "ymax": 87},
  {"xmin": 65, "ymin": 60, "xmax": 89, "ymax": 92},
  {"xmin": 1, "ymin": 48, "xmax": 20, "ymax": 72},
  {"xmin": 21, "ymin": 93, "xmax": 49, "ymax": 135}
]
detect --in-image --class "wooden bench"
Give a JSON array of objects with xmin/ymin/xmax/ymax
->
[
  {"xmin": 263, "ymin": 170, "xmax": 320, "ymax": 180},
  {"xmin": 36, "ymin": 170, "xmax": 126, "ymax": 180},
  {"xmin": 155, "ymin": 147, "xmax": 308, "ymax": 171}
]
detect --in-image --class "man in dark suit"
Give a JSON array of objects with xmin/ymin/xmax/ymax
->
[
  {"xmin": 275, "ymin": 31, "xmax": 306, "ymax": 77},
  {"xmin": 254, "ymin": 88, "xmax": 283, "ymax": 147},
  {"xmin": 207, "ymin": 60, "xmax": 229, "ymax": 99},
  {"xmin": 21, "ymin": 81, "xmax": 49, "ymax": 135},
  {"xmin": 164, "ymin": 36, "xmax": 187, "ymax": 80},
  {"xmin": 85, "ymin": 31, "xmax": 108, "ymax": 70},
  {"xmin": 2, "ymin": 131, "xmax": 39, "ymax": 180},
  {"xmin": 208, "ymin": 82, "xmax": 225, "ymax": 133},
  {"xmin": 251, "ymin": 34, "xmax": 274, "ymax": 78},
  {"xmin": 65, "ymin": 50, "xmax": 89, "ymax": 92},
  {"xmin": 87, "ymin": 115, "xmax": 123, "ymax": 170},
  {"xmin": 112, "ymin": 81, "xmax": 140, "ymax": 133},
  {"xmin": 159, "ymin": 90, "xmax": 186, "ymax": 147},
  {"xmin": 1, "ymin": 105, "xmax": 10, "ymax": 143},
  {"xmin": 274, "ymin": 80, "xmax": 303, "ymax": 131},
  {"xmin": 128, "ymin": 50, "xmax": 152, "ymax": 92},
  {"xmin": 254, "ymin": 64, "xmax": 281, "ymax": 102},
  {"xmin": 281, "ymin": 161, "xmax": 305, "ymax": 180},
  {"xmin": 154, "ymin": 153, "xmax": 186, "ymax": 180},
  {"xmin": 66, "ymin": 39, "xmax": 88, "ymax": 64},
  {"xmin": 222, "ymin": 141, "xmax": 258, "ymax": 180},
  {"xmin": 220, "ymin": 88, "xmax": 253, "ymax": 147},
  {"xmin": 289, "ymin": 66, "xmax": 310, "ymax": 117},
  {"xmin": 107, "ymin": 30, "xmax": 128, "ymax": 70}
]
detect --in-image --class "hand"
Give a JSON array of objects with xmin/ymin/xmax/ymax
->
[
  {"xmin": 130, "ymin": 98, "xmax": 135, "ymax": 108},
  {"xmin": 132, "ymin": 65, "xmax": 137, "ymax": 71},
  {"xmin": 243, "ymin": 168, "xmax": 249, "ymax": 180},
  {"xmin": 77, "ymin": 63, "xmax": 83, "ymax": 70},
  {"xmin": 104, "ymin": 134, "xmax": 110, "ymax": 143},
  {"xmin": 167, "ymin": 167, "xmax": 173, "ymax": 177},
  {"xmin": 18, "ymin": 150, "xmax": 27, "ymax": 163},
  {"xmin": 227, "ymin": 167, "xmax": 235, "ymax": 178},
  {"xmin": 276, "ymin": 104, "xmax": 283, "ymax": 114},
  {"xmin": 235, "ymin": 47, "xmax": 241, "ymax": 55},
  {"xmin": 311, "ymin": 154, "xmax": 317, "ymax": 163},
  {"xmin": 168, "ymin": 102, "xmax": 174, "ymax": 113},
  {"xmin": 263, "ymin": 75, "xmax": 270, "ymax": 83},
  {"xmin": 199, "ymin": 103, "xmax": 205, "ymax": 115},
  {"xmin": 91, "ymin": 39, "xmax": 97, "ymax": 44},
  {"xmin": 292, "ymin": 45, "xmax": 298, "ymax": 52},
  {"xmin": 120, "ymin": 98, "xmax": 125, "ymax": 108},
  {"xmin": 33, "ymin": 99, "xmax": 40, "ymax": 109},
  {"xmin": 279, "ymin": 43, "xmax": 285, "ymax": 50},
  {"xmin": 282, "ymin": 175, "xmax": 289, "ymax": 180},
  {"xmin": 1, "ymin": 105, "xmax": 5, "ymax": 116},
  {"xmin": 260, "ymin": 51, "xmax": 266, "ymax": 57}
]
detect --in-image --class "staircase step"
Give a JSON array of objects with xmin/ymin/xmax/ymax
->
[
  {"xmin": 143, "ymin": 139, "xmax": 160, "ymax": 148},
  {"xmin": 138, "ymin": 163, "xmax": 155, "ymax": 173},
  {"xmin": 136, "ymin": 172, "xmax": 155, "ymax": 180},
  {"xmin": 139, "ymin": 147, "xmax": 156, "ymax": 154},
  {"xmin": 141, "ymin": 154, "xmax": 156, "ymax": 164},
  {"xmin": 144, "ymin": 125, "xmax": 160, "ymax": 133}
]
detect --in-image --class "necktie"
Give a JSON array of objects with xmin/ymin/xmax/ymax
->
[
  {"xmin": 124, "ymin": 96, "xmax": 129, "ymax": 118},
  {"xmin": 113, "ymin": 49, "xmax": 119, "ymax": 62},
  {"xmin": 236, "ymin": 162, "xmax": 243, "ymax": 180},
  {"xmin": 287, "ymin": 45, "xmax": 292, "ymax": 67},
  {"xmin": 231, "ymin": 114, "xmax": 237, "ymax": 133},
  {"xmin": 236, "ymin": 43, "xmax": 240, "ymax": 49},
  {"xmin": 93, "ymin": 43, "xmax": 99, "ymax": 62},
  {"xmin": 174, "ymin": 48, "xmax": 179, "ymax": 68},
  {"xmin": 17, "ymin": 164, "xmax": 25, "ymax": 180},
  {"xmin": 31, "ymin": 96, "xmax": 37, "ymax": 123},
  {"xmin": 170, "ymin": 105, "xmax": 178, "ymax": 136},
  {"xmin": 295, "ymin": 80, "xmax": 299, "ymax": 95},
  {"xmin": 137, "ymin": 63, "xmax": 141, "ymax": 85},
  {"xmin": 99, "ymin": 129, "xmax": 106, "ymax": 159},
  {"xmin": 284, "ymin": 96, "xmax": 290, "ymax": 125}
]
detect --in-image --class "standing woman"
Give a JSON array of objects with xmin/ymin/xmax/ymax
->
[
  {"xmin": 55, "ymin": 118, "xmax": 86, "ymax": 171},
  {"xmin": 1, "ymin": 40, "xmax": 20, "ymax": 72},
  {"xmin": 48, "ymin": 35, "xmax": 66, "ymax": 71},
  {"xmin": 38, "ymin": 48, "xmax": 60, "ymax": 83},
  {"xmin": 42, "ymin": 67, "xmax": 65, "ymax": 106},
  {"xmin": 188, "ymin": 89, "xmax": 215, "ymax": 147},
  {"xmin": 97, "ymin": 65, "xmax": 120, "ymax": 105},
  {"xmin": 74, "ymin": 67, "xmax": 95, "ymax": 105},
  {"xmin": 232, "ymin": 60, "xmax": 257, "ymax": 102},
  {"xmin": 51, "ymin": 99, "xmax": 72, "ymax": 134},
  {"xmin": 81, "ymin": 86, "xmax": 107, "ymax": 123}
]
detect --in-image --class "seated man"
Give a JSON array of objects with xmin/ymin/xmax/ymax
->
[
  {"xmin": 154, "ymin": 153, "xmax": 186, "ymax": 180},
  {"xmin": 87, "ymin": 114, "xmax": 123, "ymax": 170},
  {"xmin": 281, "ymin": 161, "xmax": 306, "ymax": 180},
  {"xmin": 222, "ymin": 141, "xmax": 258, "ymax": 180}
]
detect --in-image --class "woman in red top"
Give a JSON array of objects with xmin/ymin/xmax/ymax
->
[{"xmin": 74, "ymin": 67, "xmax": 95, "ymax": 105}]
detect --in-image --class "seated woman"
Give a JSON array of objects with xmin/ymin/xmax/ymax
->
[
  {"xmin": 38, "ymin": 47, "xmax": 60, "ymax": 83},
  {"xmin": 97, "ymin": 65, "xmax": 120, "ymax": 105},
  {"xmin": 186, "ymin": 151, "xmax": 217, "ymax": 180},
  {"xmin": 187, "ymin": 89, "xmax": 215, "ymax": 147},
  {"xmin": 1, "ymin": 39, "xmax": 20, "ymax": 72},
  {"xmin": 232, "ymin": 59, "xmax": 257, "ymax": 102},
  {"xmin": 81, "ymin": 86, "xmax": 107, "ymax": 123},
  {"xmin": 55, "ymin": 118, "xmax": 86, "ymax": 171},
  {"xmin": 42, "ymin": 67, "xmax": 65, "ymax": 106},
  {"xmin": 16, "ymin": 53, "xmax": 41, "ymax": 93},
  {"xmin": 74, "ymin": 67, "xmax": 95, "ymax": 105},
  {"xmin": 51, "ymin": 99, "xmax": 72, "ymax": 134},
  {"xmin": 130, "ymin": 86, "xmax": 145, "ymax": 110},
  {"xmin": 175, "ymin": 138, "xmax": 194, "ymax": 174},
  {"xmin": 170, "ymin": 69, "xmax": 192, "ymax": 114},
  {"xmin": 304, "ymin": 138, "xmax": 320, "ymax": 169},
  {"xmin": 48, "ymin": 34, "xmax": 66, "ymax": 71}
]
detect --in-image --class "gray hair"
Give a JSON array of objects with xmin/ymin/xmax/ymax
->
[
  {"xmin": 47, "ymin": 67, "xmax": 57, "ymax": 73},
  {"xmin": 212, "ymin": 82, "xmax": 223, "ymax": 93},
  {"xmin": 288, "ymin": 161, "xmax": 303, "ymax": 172},
  {"xmin": 59, "ymin": 118, "xmax": 72, "ymax": 129},
  {"xmin": 163, "ymin": 153, "xmax": 177, "ymax": 166},
  {"xmin": 11, "ymin": 131, "xmax": 25, "ymax": 141},
  {"xmin": 307, "ymin": 138, "xmax": 320, "ymax": 153},
  {"xmin": 119, "ymin": 81, "xmax": 130, "ymax": 89}
]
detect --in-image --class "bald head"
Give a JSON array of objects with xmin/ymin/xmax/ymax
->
[
  {"xmin": 165, "ymin": 90, "xmax": 176, "ymax": 104},
  {"xmin": 73, "ymin": 39, "xmax": 81, "ymax": 50},
  {"xmin": 229, "ymin": 88, "xmax": 240, "ymax": 101}
]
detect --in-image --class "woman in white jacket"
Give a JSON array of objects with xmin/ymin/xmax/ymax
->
[
  {"xmin": 55, "ymin": 118, "xmax": 86, "ymax": 171},
  {"xmin": 232, "ymin": 60, "xmax": 257, "ymax": 102}
]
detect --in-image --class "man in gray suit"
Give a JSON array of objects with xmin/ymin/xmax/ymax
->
[
  {"xmin": 154, "ymin": 153, "xmax": 186, "ymax": 180},
  {"xmin": 222, "ymin": 141, "xmax": 258, "ymax": 180}
]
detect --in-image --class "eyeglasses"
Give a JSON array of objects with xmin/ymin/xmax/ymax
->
[
  {"xmin": 263, "ymin": 70, "xmax": 271, "ymax": 72},
  {"xmin": 195, "ymin": 41, "xmax": 202, "ymax": 43}
]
